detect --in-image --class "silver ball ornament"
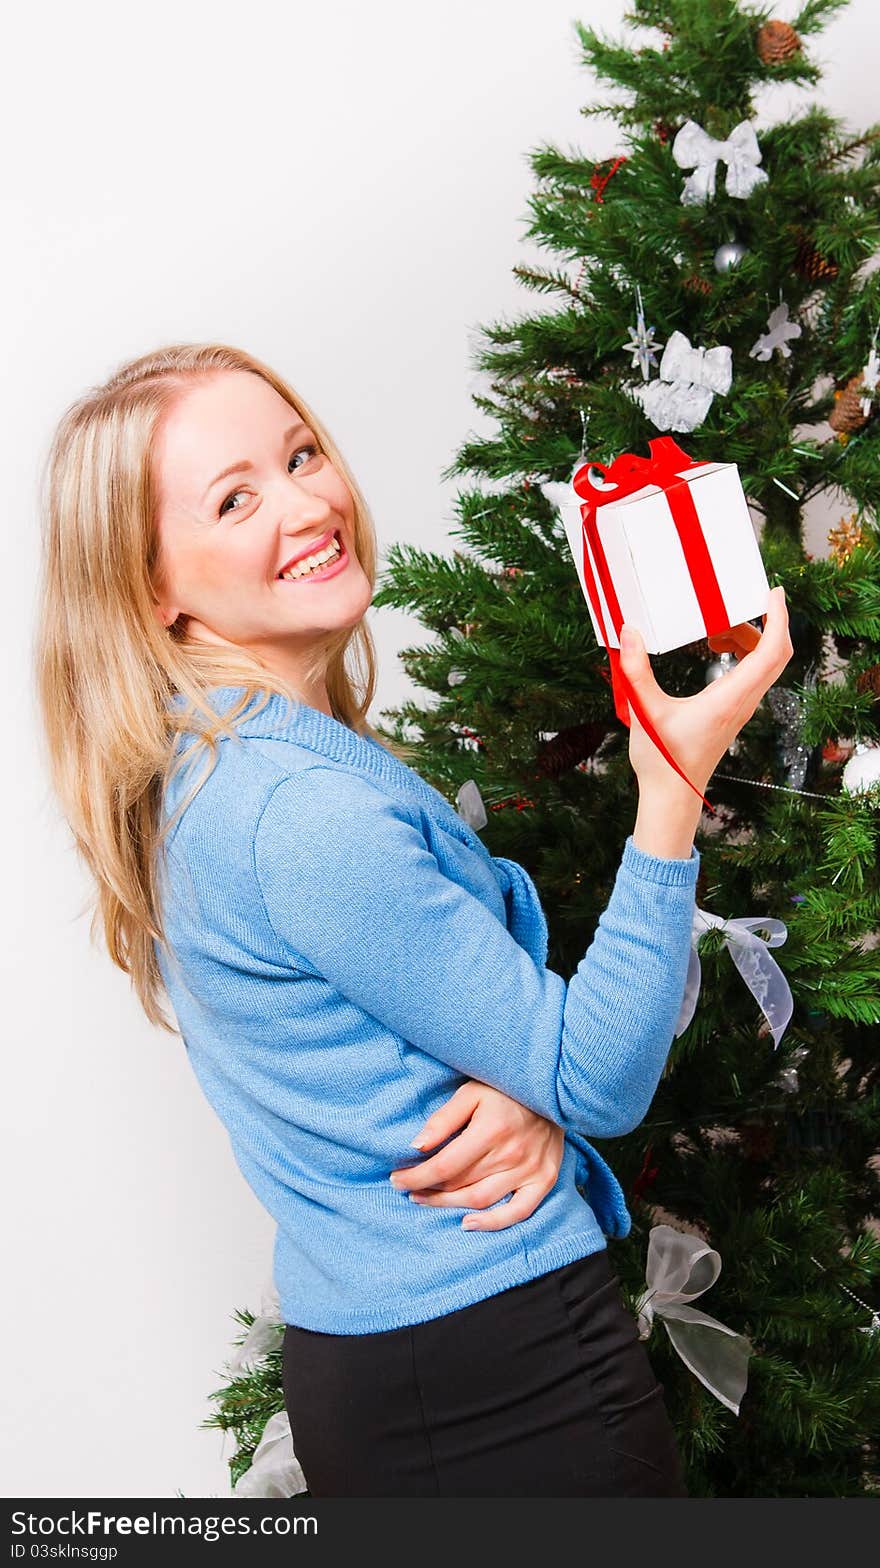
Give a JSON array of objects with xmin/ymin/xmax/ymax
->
[
  {"xmin": 704, "ymin": 652, "xmax": 740, "ymax": 754},
  {"xmin": 705, "ymin": 653, "xmax": 736, "ymax": 683},
  {"xmin": 713, "ymin": 241, "xmax": 748, "ymax": 273}
]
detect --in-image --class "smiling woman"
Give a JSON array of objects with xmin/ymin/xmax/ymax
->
[
  {"xmin": 34, "ymin": 339, "xmax": 608, "ymax": 1498},
  {"xmin": 149, "ymin": 366, "xmax": 374, "ymax": 713},
  {"xmin": 34, "ymin": 342, "xmax": 385, "ymax": 1030}
]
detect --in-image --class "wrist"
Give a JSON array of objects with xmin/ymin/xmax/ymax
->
[{"xmin": 632, "ymin": 785, "xmax": 703, "ymax": 860}]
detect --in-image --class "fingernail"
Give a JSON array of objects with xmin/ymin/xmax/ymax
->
[
  {"xmin": 389, "ymin": 1174, "xmax": 402, "ymax": 1186},
  {"xmin": 409, "ymin": 1194, "xmax": 425, "ymax": 1204},
  {"xmin": 620, "ymin": 626, "xmax": 637, "ymax": 653},
  {"xmin": 461, "ymin": 1218, "xmax": 478, "ymax": 1229},
  {"xmin": 409, "ymin": 1137, "xmax": 426, "ymax": 1148}
]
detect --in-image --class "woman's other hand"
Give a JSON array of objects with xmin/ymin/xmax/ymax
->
[{"xmin": 388, "ymin": 1082, "xmax": 564, "ymax": 1230}]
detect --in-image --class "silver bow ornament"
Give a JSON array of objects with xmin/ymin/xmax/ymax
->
[
  {"xmin": 635, "ymin": 1225, "xmax": 752, "ymax": 1415},
  {"xmin": 658, "ymin": 330, "xmax": 733, "ymax": 394},
  {"xmin": 227, "ymin": 1276, "xmax": 285, "ymax": 1376},
  {"xmin": 233, "ymin": 1408, "xmax": 308, "ymax": 1499},
  {"xmin": 673, "ymin": 118, "xmax": 769, "ymax": 205},
  {"xmin": 631, "ymin": 329, "xmax": 733, "ymax": 433},
  {"xmin": 674, "ymin": 905, "xmax": 793, "ymax": 1048},
  {"xmin": 228, "ymin": 1275, "xmax": 309, "ymax": 1498}
]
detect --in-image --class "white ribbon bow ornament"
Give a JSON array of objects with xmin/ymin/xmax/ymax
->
[
  {"xmin": 226, "ymin": 1274, "xmax": 309, "ymax": 1498},
  {"xmin": 632, "ymin": 330, "xmax": 733, "ymax": 433},
  {"xmin": 227, "ymin": 1276, "xmax": 285, "ymax": 1376},
  {"xmin": 674, "ymin": 905, "xmax": 793, "ymax": 1048},
  {"xmin": 672, "ymin": 118, "xmax": 768, "ymax": 205},
  {"xmin": 659, "ymin": 330, "xmax": 733, "ymax": 394},
  {"xmin": 635, "ymin": 1225, "xmax": 752, "ymax": 1415},
  {"xmin": 233, "ymin": 1409, "xmax": 308, "ymax": 1499}
]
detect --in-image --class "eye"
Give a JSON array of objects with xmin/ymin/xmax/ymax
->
[{"xmin": 218, "ymin": 445, "xmax": 320, "ymax": 518}]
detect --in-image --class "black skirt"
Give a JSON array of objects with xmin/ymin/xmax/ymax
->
[{"xmin": 281, "ymin": 1247, "xmax": 688, "ymax": 1497}]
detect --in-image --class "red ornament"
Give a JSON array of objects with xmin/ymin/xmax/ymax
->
[
  {"xmin": 631, "ymin": 1143, "xmax": 659, "ymax": 1201},
  {"xmin": 590, "ymin": 155, "xmax": 627, "ymax": 204},
  {"xmin": 822, "ymin": 738, "xmax": 853, "ymax": 764},
  {"xmin": 488, "ymin": 792, "xmax": 538, "ymax": 814}
]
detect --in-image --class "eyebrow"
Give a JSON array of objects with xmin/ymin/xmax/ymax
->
[{"xmin": 202, "ymin": 420, "xmax": 312, "ymax": 503}]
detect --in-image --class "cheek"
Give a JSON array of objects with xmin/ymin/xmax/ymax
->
[
  {"xmin": 203, "ymin": 532, "xmax": 270, "ymax": 592},
  {"xmin": 230, "ymin": 530, "xmax": 272, "ymax": 578},
  {"xmin": 325, "ymin": 469, "xmax": 355, "ymax": 518}
]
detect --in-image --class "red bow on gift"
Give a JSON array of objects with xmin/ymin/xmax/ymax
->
[{"xmin": 572, "ymin": 436, "xmax": 733, "ymax": 814}]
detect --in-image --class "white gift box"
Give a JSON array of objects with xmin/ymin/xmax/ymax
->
[{"xmin": 543, "ymin": 455, "xmax": 770, "ymax": 654}]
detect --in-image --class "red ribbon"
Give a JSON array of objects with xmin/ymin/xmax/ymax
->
[{"xmin": 572, "ymin": 436, "xmax": 731, "ymax": 814}]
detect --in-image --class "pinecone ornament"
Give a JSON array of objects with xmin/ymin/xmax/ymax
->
[
  {"xmin": 829, "ymin": 376, "xmax": 869, "ymax": 435},
  {"xmin": 795, "ymin": 232, "xmax": 839, "ymax": 282},
  {"xmin": 855, "ymin": 664, "xmax": 880, "ymax": 700},
  {"xmin": 740, "ymin": 1119, "xmax": 777, "ymax": 1163},
  {"xmin": 756, "ymin": 19, "xmax": 801, "ymax": 64},
  {"xmin": 535, "ymin": 722, "xmax": 608, "ymax": 779}
]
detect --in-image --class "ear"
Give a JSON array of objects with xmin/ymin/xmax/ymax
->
[{"xmin": 152, "ymin": 598, "xmax": 179, "ymax": 629}]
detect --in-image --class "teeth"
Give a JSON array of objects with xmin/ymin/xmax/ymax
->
[{"xmin": 279, "ymin": 536, "xmax": 342, "ymax": 580}]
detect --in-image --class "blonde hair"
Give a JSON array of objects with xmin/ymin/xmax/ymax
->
[{"xmin": 34, "ymin": 342, "xmax": 411, "ymax": 1032}]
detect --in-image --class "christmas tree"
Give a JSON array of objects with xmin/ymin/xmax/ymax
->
[
  {"xmin": 207, "ymin": 0, "xmax": 880, "ymax": 1497},
  {"xmin": 368, "ymin": 0, "xmax": 880, "ymax": 1497}
]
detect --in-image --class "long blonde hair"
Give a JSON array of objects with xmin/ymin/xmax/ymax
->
[{"xmin": 34, "ymin": 342, "xmax": 408, "ymax": 1032}]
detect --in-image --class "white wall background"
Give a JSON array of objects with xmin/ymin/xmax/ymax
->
[{"xmin": 2, "ymin": 0, "xmax": 874, "ymax": 1499}]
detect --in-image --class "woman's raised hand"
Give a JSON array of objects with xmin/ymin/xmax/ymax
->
[{"xmin": 619, "ymin": 584, "xmax": 793, "ymax": 802}]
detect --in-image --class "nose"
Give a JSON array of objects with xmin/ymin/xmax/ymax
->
[{"xmin": 281, "ymin": 475, "xmax": 333, "ymax": 530}]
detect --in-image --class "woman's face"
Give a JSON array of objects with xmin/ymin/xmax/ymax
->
[{"xmin": 151, "ymin": 370, "xmax": 372, "ymax": 696}]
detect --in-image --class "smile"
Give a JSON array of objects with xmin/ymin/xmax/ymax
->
[{"xmin": 276, "ymin": 529, "xmax": 348, "ymax": 584}]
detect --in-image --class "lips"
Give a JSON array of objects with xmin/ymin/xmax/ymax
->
[{"xmin": 277, "ymin": 527, "xmax": 339, "ymax": 578}]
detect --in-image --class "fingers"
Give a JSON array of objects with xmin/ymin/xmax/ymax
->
[
  {"xmin": 390, "ymin": 1120, "xmax": 490, "ymax": 1192},
  {"xmin": 707, "ymin": 621, "xmax": 762, "ymax": 657},
  {"xmin": 408, "ymin": 1171, "xmax": 516, "ymax": 1212},
  {"xmin": 461, "ymin": 1183, "xmax": 546, "ymax": 1230},
  {"xmin": 407, "ymin": 1171, "xmax": 547, "ymax": 1229},
  {"xmin": 701, "ymin": 586, "xmax": 792, "ymax": 714},
  {"xmin": 408, "ymin": 1080, "xmax": 481, "ymax": 1150},
  {"xmin": 617, "ymin": 623, "xmax": 669, "ymax": 721}
]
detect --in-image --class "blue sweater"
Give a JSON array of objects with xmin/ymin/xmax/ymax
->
[{"xmin": 155, "ymin": 685, "xmax": 700, "ymax": 1334}]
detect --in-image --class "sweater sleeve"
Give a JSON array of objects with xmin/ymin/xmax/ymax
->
[{"xmin": 252, "ymin": 764, "xmax": 700, "ymax": 1139}]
